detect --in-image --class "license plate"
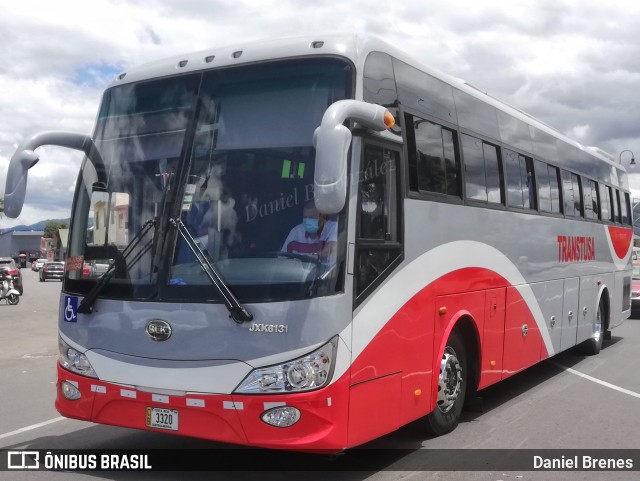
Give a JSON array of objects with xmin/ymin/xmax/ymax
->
[{"xmin": 145, "ymin": 407, "xmax": 179, "ymax": 431}]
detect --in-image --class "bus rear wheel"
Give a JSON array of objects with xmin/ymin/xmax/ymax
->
[{"xmin": 425, "ymin": 330, "xmax": 467, "ymax": 436}]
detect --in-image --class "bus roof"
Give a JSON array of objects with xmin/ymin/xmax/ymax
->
[{"xmin": 108, "ymin": 33, "xmax": 622, "ymax": 173}]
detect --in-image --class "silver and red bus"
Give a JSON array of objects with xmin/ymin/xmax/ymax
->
[{"xmin": 4, "ymin": 34, "xmax": 633, "ymax": 451}]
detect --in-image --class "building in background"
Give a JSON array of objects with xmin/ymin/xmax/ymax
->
[{"xmin": 0, "ymin": 230, "xmax": 45, "ymax": 265}]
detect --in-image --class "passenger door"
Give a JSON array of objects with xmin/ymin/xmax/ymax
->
[{"xmin": 354, "ymin": 141, "xmax": 403, "ymax": 304}]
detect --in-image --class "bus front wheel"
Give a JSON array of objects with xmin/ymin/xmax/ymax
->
[
  {"xmin": 580, "ymin": 300, "xmax": 605, "ymax": 356},
  {"xmin": 425, "ymin": 330, "xmax": 467, "ymax": 436}
]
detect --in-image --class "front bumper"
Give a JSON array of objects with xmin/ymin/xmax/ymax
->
[{"xmin": 55, "ymin": 363, "xmax": 350, "ymax": 451}]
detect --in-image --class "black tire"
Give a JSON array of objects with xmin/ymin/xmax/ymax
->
[
  {"xmin": 581, "ymin": 300, "xmax": 604, "ymax": 355},
  {"xmin": 7, "ymin": 294, "xmax": 19, "ymax": 305},
  {"xmin": 425, "ymin": 330, "xmax": 468, "ymax": 435}
]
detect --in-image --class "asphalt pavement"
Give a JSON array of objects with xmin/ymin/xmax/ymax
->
[{"xmin": 1, "ymin": 269, "xmax": 639, "ymax": 480}]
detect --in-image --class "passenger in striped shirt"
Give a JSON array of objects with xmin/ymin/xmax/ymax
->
[{"xmin": 281, "ymin": 201, "xmax": 337, "ymax": 265}]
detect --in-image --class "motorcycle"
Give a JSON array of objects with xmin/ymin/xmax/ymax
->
[{"xmin": 0, "ymin": 274, "xmax": 20, "ymax": 305}]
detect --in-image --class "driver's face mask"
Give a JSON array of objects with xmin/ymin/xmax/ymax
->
[{"xmin": 303, "ymin": 217, "xmax": 320, "ymax": 234}]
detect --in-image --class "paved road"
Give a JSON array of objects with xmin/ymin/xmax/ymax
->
[{"xmin": 1, "ymin": 270, "xmax": 639, "ymax": 480}]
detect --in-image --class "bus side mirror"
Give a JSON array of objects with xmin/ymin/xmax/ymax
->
[
  {"xmin": 4, "ymin": 149, "xmax": 40, "ymax": 218},
  {"xmin": 313, "ymin": 123, "xmax": 351, "ymax": 214},
  {"xmin": 3, "ymin": 131, "xmax": 107, "ymax": 218},
  {"xmin": 313, "ymin": 100, "xmax": 394, "ymax": 214}
]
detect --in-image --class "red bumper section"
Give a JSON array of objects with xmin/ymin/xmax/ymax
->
[{"xmin": 55, "ymin": 364, "xmax": 350, "ymax": 451}]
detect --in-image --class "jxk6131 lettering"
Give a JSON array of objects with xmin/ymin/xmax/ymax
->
[{"xmin": 4, "ymin": 34, "xmax": 632, "ymax": 451}]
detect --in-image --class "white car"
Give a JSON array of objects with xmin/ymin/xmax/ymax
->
[{"xmin": 32, "ymin": 258, "xmax": 47, "ymax": 271}]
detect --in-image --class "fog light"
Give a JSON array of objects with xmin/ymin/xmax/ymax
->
[
  {"xmin": 61, "ymin": 381, "xmax": 81, "ymax": 401},
  {"xmin": 261, "ymin": 406, "xmax": 300, "ymax": 428}
]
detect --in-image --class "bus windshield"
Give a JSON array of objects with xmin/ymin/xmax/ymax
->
[{"xmin": 65, "ymin": 58, "xmax": 353, "ymax": 303}]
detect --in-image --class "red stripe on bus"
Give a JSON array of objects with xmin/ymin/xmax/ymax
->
[
  {"xmin": 348, "ymin": 267, "xmax": 546, "ymax": 444},
  {"xmin": 607, "ymin": 226, "xmax": 633, "ymax": 259}
]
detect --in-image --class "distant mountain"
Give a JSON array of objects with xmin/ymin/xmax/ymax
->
[{"xmin": 0, "ymin": 218, "xmax": 70, "ymax": 234}]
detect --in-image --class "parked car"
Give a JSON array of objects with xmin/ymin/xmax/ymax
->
[
  {"xmin": 0, "ymin": 257, "xmax": 23, "ymax": 294},
  {"xmin": 32, "ymin": 258, "xmax": 47, "ymax": 271},
  {"xmin": 632, "ymin": 266, "xmax": 640, "ymax": 319},
  {"xmin": 40, "ymin": 261, "xmax": 65, "ymax": 282}
]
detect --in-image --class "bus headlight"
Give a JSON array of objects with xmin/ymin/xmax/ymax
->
[
  {"xmin": 59, "ymin": 337, "xmax": 98, "ymax": 378},
  {"xmin": 234, "ymin": 337, "xmax": 337, "ymax": 394}
]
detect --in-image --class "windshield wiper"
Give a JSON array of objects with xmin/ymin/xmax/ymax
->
[
  {"xmin": 171, "ymin": 218, "xmax": 253, "ymax": 324},
  {"xmin": 78, "ymin": 219, "xmax": 156, "ymax": 314}
]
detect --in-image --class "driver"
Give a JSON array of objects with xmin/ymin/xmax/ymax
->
[{"xmin": 281, "ymin": 201, "xmax": 337, "ymax": 264}]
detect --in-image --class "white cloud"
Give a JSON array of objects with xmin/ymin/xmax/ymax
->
[{"xmin": 1, "ymin": 0, "xmax": 640, "ymax": 228}]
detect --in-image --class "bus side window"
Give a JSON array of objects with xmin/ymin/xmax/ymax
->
[
  {"xmin": 620, "ymin": 191, "xmax": 631, "ymax": 225},
  {"xmin": 505, "ymin": 149, "xmax": 535, "ymax": 210},
  {"xmin": 612, "ymin": 188, "xmax": 620, "ymax": 223},
  {"xmin": 406, "ymin": 114, "xmax": 461, "ymax": 198},
  {"xmin": 571, "ymin": 173, "xmax": 582, "ymax": 217},
  {"xmin": 548, "ymin": 165, "xmax": 561, "ymax": 214},
  {"xmin": 599, "ymin": 184, "xmax": 610, "ymax": 221},
  {"xmin": 535, "ymin": 160, "xmax": 551, "ymax": 212},
  {"xmin": 586, "ymin": 180, "xmax": 599, "ymax": 220},
  {"xmin": 462, "ymin": 134, "xmax": 503, "ymax": 204},
  {"xmin": 355, "ymin": 144, "xmax": 403, "ymax": 300},
  {"xmin": 625, "ymin": 193, "xmax": 632, "ymax": 226},
  {"xmin": 561, "ymin": 169, "xmax": 577, "ymax": 216}
]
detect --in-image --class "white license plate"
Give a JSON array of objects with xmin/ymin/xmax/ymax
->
[{"xmin": 146, "ymin": 407, "xmax": 179, "ymax": 431}]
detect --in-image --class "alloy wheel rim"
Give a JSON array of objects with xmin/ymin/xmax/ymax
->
[{"xmin": 437, "ymin": 346, "xmax": 462, "ymax": 414}]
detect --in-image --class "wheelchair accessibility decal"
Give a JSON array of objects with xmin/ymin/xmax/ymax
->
[{"xmin": 64, "ymin": 296, "xmax": 78, "ymax": 323}]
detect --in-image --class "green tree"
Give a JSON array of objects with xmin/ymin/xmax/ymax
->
[{"xmin": 44, "ymin": 220, "xmax": 69, "ymax": 248}]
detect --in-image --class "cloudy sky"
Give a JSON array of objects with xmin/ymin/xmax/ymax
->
[{"xmin": 1, "ymin": 0, "xmax": 639, "ymax": 228}]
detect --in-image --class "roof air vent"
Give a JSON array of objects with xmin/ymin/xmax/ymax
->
[
  {"xmin": 178, "ymin": 60, "xmax": 188, "ymax": 68},
  {"xmin": 117, "ymin": 72, "xmax": 127, "ymax": 80},
  {"xmin": 232, "ymin": 50, "xmax": 243, "ymax": 59},
  {"xmin": 311, "ymin": 41, "xmax": 324, "ymax": 49},
  {"xmin": 204, "ymin": 55, "xmax": 215, "ymax": 63}
]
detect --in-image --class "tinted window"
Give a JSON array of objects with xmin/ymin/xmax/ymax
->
[
  {"xmin": 599, "ymin": 184, "xmax": 610, "ymax": 221},
  {"xmin": 562, "ymin": 170, "xmax": 582, "ymax": 217},
  {"xmin": 562, "ymin": 170, "xmax": 576, "ymax": 216},
  {"xmin": 462, "ymin": 134, "xmax": 503, "ymax": 204},
  {"xmin": 463, "ymin": 135, "xmax": 487, "ymax": 202},
  {"xmin": 484, "ymin": 143, "xmax": 501, "ymax": 203},
  {"xmin": 406, "ymin": 115, "xmax": 460, "ymax": 197},
  {"xmin": 583, "ymin": 180, "xmax": 592, "ymax": 219},
  {"xmin": 623, "ymin": 194, "xmax": 632, "ymax": 225},
  {"xmin": 572, "ymin": 174, "xmax": 582, "ymax": 217},
  {"xmin": 537, "ymin": 161, "xmax": 560, "ymax": 214},
  {"xmin": 549, "ymin": 166, "xmax": 561, "ymax": 214},
  {"xmin": 584, "ymin": 180, "xmax": 599, "ymax": 220},
  {"xmin": 505, "ymin": 149, "xmax": 535, "ymax": 209},
  {"xmin": 536, "ymin": 160, "xmax": 551, "ymax": 212},
  {"xmin": 612, "ymin": 189, "xmax": 620, "ymax": 223},
  {"xmin": 621, "ymin": 192, "xmax": 631, "ymax": 225}
]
